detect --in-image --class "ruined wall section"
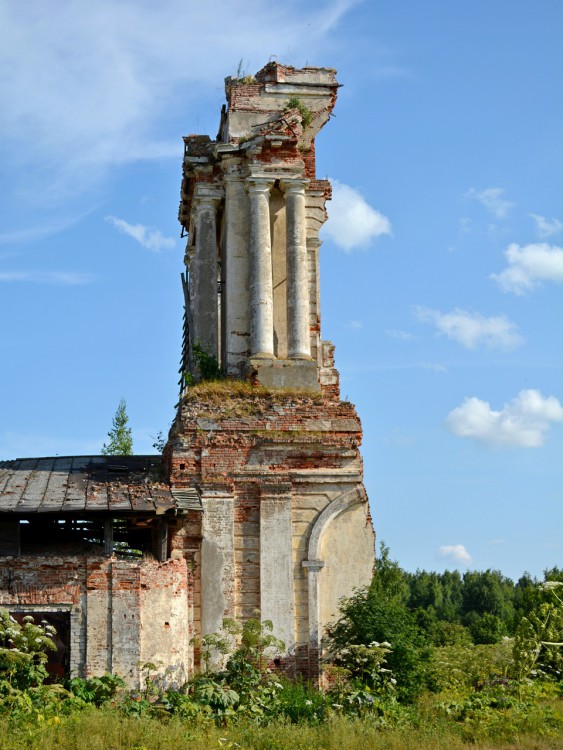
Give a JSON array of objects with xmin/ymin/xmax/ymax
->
[
  {"xmin": 0, "ymin": 553, "xmax": 193, "ymax": 687},
  {"xmin": 179, "ymin": 63, "xmax": 339, "ymax": 384},
  {"xmin": 167, "ymin": 388, "xmax": 375, "ymax": 675}
]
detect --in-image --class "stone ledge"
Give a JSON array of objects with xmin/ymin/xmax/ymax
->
[{"xmin": 247, "ymin": 357, "xmax": 320, "ymax": 391}]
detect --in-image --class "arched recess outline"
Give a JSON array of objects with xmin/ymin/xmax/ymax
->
[{"xmin": 302, "ymin": 485, "xmax": 368, "ymax": 647}]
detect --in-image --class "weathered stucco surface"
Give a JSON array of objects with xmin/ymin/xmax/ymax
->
[
  {"xmin": 0, "ymin": 555, "xmax": 192, "ymax": 687},
  {"xmin": 166, "ymin": 387, "xmax": 375, "ymax": 677}
]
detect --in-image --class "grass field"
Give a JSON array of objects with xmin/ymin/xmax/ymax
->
[{"xmin": 0, "ymin": 707, "xmax": 561, "ymax": 750}]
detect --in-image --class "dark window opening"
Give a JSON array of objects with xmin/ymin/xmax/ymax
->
[{"xmin": 14, "ymin": 517, "xmax": 158, "ymax": 558}]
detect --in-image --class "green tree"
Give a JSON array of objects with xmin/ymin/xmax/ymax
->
[
  {"xmin": 461, "ymin": 569, "xmax": 515, "ymax": 637},
  {"xmin": 101, "ymin": 398, "xmax": 133, "ymax": 455},
  {"xmin": 372, "ymin": 541, "xmax": 410, "ymax": 604},
  {"xmin": 325, "ymin": 543, "xmax": 430, "ymax": 703}
]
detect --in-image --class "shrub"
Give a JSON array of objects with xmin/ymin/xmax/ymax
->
[
  {"xmin": 68, "ymin": 674, "xmax": 125, "ymax": 706},
  {"xmin": 192, "ymin": 340, "xmax": 223, "ymax": 381},
  {"xmin": 0, "ymin": 610, "xmax": 56, "ymax": 692},
  {"xmin": 325, "ymin": 590, "xmax": 430, "ymax": 703}
]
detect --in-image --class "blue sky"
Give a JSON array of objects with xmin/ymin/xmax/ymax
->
[{"xmin": 0, "ymin": 0, "xmax": 561, "ymax": 580}]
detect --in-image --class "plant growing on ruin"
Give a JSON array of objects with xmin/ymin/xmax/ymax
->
[
  {"xmin": 284, "ymin": 97, "xmax": 313, "ymax": 128},
  {"xmin": 101, "ymin": 398, "xmax": 133, "ymax": 455},
  {"xmin": 192, "ymin": 340, "xmax": 224, "ymax": 381},
  {"xmin": 231, "ymin": 58, "xmax": 256, "ymax": 84}
]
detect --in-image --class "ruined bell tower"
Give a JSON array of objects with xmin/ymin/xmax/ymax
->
[
  {"xmin": 179, "ymin": 62, "xmax": 341, "ymax": 391},
  {"xmin": 168, "ymin": 62, "xmax": 375, "ymax": 678}
]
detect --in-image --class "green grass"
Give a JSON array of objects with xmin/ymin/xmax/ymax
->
[
  {"xmin": 182, "ymin": 379, "xmax": 324, "ymax": 408},
  {"xmin": 0, "ymin": 710, "xmax": 561, "ymax": 750}
]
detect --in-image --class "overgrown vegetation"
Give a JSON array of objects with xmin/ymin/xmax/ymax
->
[
  {"xmin": 229, "ymin": 58, "xmax": 256, "ymax": 84},
  {"xmin": 284, "ymin": 96, "xmax": 313, "ymax": 128},
  {"xmin": 191, "ymin": 340, "xmax": 224, "ymax": 381},
  {"xmin": 183, "ymin": 377, "xmax": 324, "ymax": 408},
  {"xmin": 1, "ymin": 550, "xmax": 561, "ymax": 749}
]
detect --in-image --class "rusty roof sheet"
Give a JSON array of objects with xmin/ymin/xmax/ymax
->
[{"xmin": 0, "ymin": 456, "xmax": 195, "ymax": 515}]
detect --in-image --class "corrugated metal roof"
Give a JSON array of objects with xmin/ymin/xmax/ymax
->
[{"xmin": 0, "ymin": 456, "xmax": 200, "ymax": 515}]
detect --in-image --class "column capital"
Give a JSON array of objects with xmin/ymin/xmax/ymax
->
[
  {"xmin": 193, "ymin": 184, "xmax": 223, "ymax": 208},
  {"xmin": 195, "ymin": 194, "xmax": 222, "ymax": 211},
  {"xmin": 223, "ymin": 173, "xmax": 243, "ymax": 185},
  {"xmin": 245, "ymin": 177, "xmax": 274, "ymax": 195},
  {"xmin": 302, "ymin": 559, "xmax": 325, "ymax": 572},
  {"xmin": 279, "ymin": 178, "xmax": 309, "ymax": 194}
]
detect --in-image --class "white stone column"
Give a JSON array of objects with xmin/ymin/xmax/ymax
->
[
  {"xmin": 260, "ymin": 483, "xmax": 295, "ymax": 650},
  {"xmin": 193, "ymin": 195, "xmax": 220, "ymax": 359},
  {"xmin": 246, "ymin": 178, "xmax": 274, "ymax": 358},
  {"xmin": 224, "ymin": 170, "xmax": 250, "ymax": 374},
  {"xmin": 200, "ymin": 493, "xmax": 235, "ymax": 638},
  {"xmin": 281, "ymin": 180, "xmax": 310, "ymax": 359},
  {"xmin": 302, "ymin": 558, "xmax": 324, "ymax": 679}
]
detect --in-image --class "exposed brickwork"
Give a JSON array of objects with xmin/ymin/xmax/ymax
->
[
  {"xmin": 0, "ymin": 553, "xmax": 193, "ymax": 686},
  {"xmin": 166, "ymin": 390, "xmax": 373, "ymax": 678}
]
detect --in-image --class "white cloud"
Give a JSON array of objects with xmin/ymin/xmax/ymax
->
[
  {"xmin": 413, "ymin": 306, "xmax": 524, "ymax": 351},
  {"xmin": 530, "ymin": 214, "xmax": 562, "ymax": 239},
  {"xmin": 0, "ymin": 271, "xmax": 94, "ymax": 285},
  {"xmin": 491, "ymin": 242, "xmax": 563, "ymax": 294},
  {"xmin": 0, "ymin": 0, "xmax": 358, "ymax": 202},
  {"xmin": 439, "ymin": 545, "xmax": 472, "ymax": 566},
  {"xmin": 466, "ymin": 187, "xmax": 514, "ymax": 219},
  {"xmin": 322, "ymin": 179, "xmax": 392, "ymax": 251},
  {"xmin": 445, "ymin": 389, "xmax": 563, "ymax": 448},
  {"xmin": 344, "ymin": 320, "xmax": 363, "ymax": 330},
  {"xmin": 106, "ymin": 216, "xmax": 175, "ymax": 252}
]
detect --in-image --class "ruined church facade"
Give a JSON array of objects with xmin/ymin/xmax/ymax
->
[{"xmin": 0, "ymin": 63, "xmax": 375, "ymax": 685}]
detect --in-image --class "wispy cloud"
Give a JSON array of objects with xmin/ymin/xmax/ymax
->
[
  {"xmin": 106, "ymin": 216, "xmax": 175, "ymax": 252},
  {"xmin": 439, "ymin": 544, "xmax": 472, "ymax": 566},
  {"xmin": 466, "ymin": 187, "xmax": 514, "ymax": 219},
  {"xmin": 0, "ymin": 1, "xmax": 358, "ymax": 203},
  {"xmin": 0, "ymin": 210, "xmax": 97, "ymax": 247},
  {"xmin": 384, "ymin": 428, "xmax": 416, "ymax": 447},
  {"xmin": 413, "ymin": 306, "xmax": 524, "ymax": 351},
  {"xmin": 491, "ymin": 242, "xmax": 563, "ymax": 294},
  {"xmin": 322, "ymin": 179, "xmax": 392, "ymax": 251},
  {"xmin": 418, "ymin": 362, "xmax": 448, "ymax": 373},
  {"xmin": 385, "ymin": 329, "xmax": 413, "ymax": 341},
  {"xmin": 530, "ymin": 214, "xmax": 562, "ymax": 239},
  {"xmin": 344, "ymin": 320, "xmax": 363, "ymax": 330},
  {"xmin": 445, "ymin": 389, "xmax": 563, "ymax": 448},
  {"xmin": 459, "ymin": 217, "xmax": 471, "ymax": 234},
  {"xmin": 0, "ymin": 271, "xmax": 94, "ymax": 285},
  {"xmin": 0, "ymin": 225, "xmax": 69, "ymax": 247}
]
